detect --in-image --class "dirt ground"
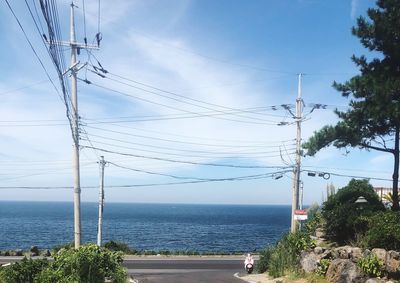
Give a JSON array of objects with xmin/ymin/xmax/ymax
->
[{"xmin": 238, "ymin": 273, "xmax": 308, "ymax": 283}]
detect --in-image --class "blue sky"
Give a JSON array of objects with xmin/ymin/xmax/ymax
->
[{"xmin": 1, "ymin": 0, "xmax": 391, "ymax": 205}]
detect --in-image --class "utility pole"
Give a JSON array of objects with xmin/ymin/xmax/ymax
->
[
  {"xmin": 45, "ymin": 2, "xmax": 99, "ymax": 249},
  {"xmin": 97, "ymin": 156, "xmax": 106, "ymax": 247},
  {"xmin": 64, "ymin": 2, "xmax": 99, "ymax": 248},
  {"xmin": 291, "ymin": 73, "xmax": 303, "ymax": 233}
]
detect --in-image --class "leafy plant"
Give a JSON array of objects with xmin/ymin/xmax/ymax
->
[
  {"xmin": 0, "ymin": 258, "xmax": 49, "ymax": 283},
  {"xmin": 321, "ymin": 179, "xmax": 384, "ymax": 244},
  {"xmin": 316, "ymin": 259, "xmax": 331, "ymax": 276},
  {"xmin": 357, "ymin": 255, "xmax": 383, "ymax": 277},
  {"xmin": 360, "ymin": 211, "xmax": 400, "ymax": 250},
  {"xmin": 259, "ymin": 231, "xmax": 314, "ymax": 278}
]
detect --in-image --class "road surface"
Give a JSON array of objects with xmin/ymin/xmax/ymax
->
[
  {"xmin": 124, "ymin": 256, "xmax": 247, "ymax": 283},
  {"xmin": 0, "ymin": 256, "xmax": 251, "ymax": 283}
]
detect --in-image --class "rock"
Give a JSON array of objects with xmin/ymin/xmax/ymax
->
[
  {"xmin": 14, "ymin": 249, "xmax": 23, "ymax": 256},
  {"xmin": 385, "ymin": 250, "xmax": 400, "ymax": 278},
  {"xmin": 350, "ymin": 247, "xmax": 363, "ymax": 262},
  {"xmin": 326, "ymin": 259, "xmax": 362, "ymax": 283},
  {"xmin": 44, "ymin": 249, "xmax": 51, "ymax": 257},
  {"xmin": 365, "ymin": 279, "xmax": 385, "ymax": 283},
  {"xmin": 321, "ymin": 250, "xmax": 333, "ymax": 259},
  {"xmin": 30, "ymin": 246, "xmax": 39, "ymax": 256},
  {"xmin": 300, "ymin": 251, "xmax": 320, "ymax": 273},
  {"xmin": 315, "ymin": 228, "xmax": 325, "ymax": 238},
  {"xmin": 363, "ymin": 249, "xmax": 371, "ymax": 257},
  {"xmin": 372, "ymin": 248, "xmax": 387, "ymax": 267},
  {"xmin": 314, "ymin": 246, "xmax": 325, "ymax": 255},
  {"xmin": 333, "ymin": 246, "xmax": 353, "ymax": 259}
]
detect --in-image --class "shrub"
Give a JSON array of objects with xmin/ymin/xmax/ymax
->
[
  {"xmin": 38, "ymin": 244, "xmax": 127, "ymax": 283},
  {"xmin": 104, "ymin": 240, "xmax": 137, "ymax": 254},
  {"xmin": 52, "ymin": 242, "xmax": 74, "ymax": 253},
  {"xmin": 259, "ymin": 231, "xmax": 314, "ymax": 278},
  {"xmin": 0, "ymin": 257, "xmax": 49, "ymax": 283},
  {"xmin": 360, "ymin": 211, "xmax": 400, "ymax": 250},
  {"xmin": 357, "ymin": 254, "xmax": 383, "ymax": 277},
  {"xmin": 257, "ymin": 246, "xmax": 274, "ymax": 273},
  {"xmin": 322, "ymin": 179, "xmax": 384, "ymax": 244}
]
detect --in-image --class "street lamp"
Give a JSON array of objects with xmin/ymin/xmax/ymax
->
[{"xmin": 355, "ymin": 196, "xmax": 368, "ymax": 204}]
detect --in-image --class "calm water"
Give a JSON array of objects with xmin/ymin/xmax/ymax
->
[{"xmin": 0, "ymin": 202, "xmax": 291, "ymax": 252}]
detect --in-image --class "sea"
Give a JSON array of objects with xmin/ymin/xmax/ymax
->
[{"xmin": 0, "ymin": 201, "xmax": 291, "ymax": 253}]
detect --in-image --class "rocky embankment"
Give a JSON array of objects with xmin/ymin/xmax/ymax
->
[{"xmin": 300, "ymin": 228, "xmax": 400, "ymax": 283}]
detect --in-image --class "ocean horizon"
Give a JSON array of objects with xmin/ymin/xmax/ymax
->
[{"xmin": 0, "ymin": 201, "xmax": 292, "ymax": 252}]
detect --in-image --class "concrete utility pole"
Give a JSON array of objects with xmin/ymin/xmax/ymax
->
[
  {"xmin": 70, "ymin": 1, "xmax": 81, "ymax": 249},
  {"xmin": 97, "ymin": 156, "xmax": 106, "ymax": 247},
  {"xmin": 291, "ymin": 73, "xmax": 303, "ymax": 233},
  {"xmin": 66, "ymin": 2, "xmax": 99, "ymax": 248},
  {"xmin": 47, "ymin": 2, "xmax": 99, "ymax": 249}
]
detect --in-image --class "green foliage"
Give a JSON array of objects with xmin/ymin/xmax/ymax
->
[
  {"xmin": 304, "ymin": 203, "xmax": 322, "ymax": 236},
  {"xmin": 258, "ymin": 231, "xmax": 314, "ymax": 278},
  {"xmin": 360, "ymin": 211, "xmax": 400, "ymax": 250},
  {"xmin": 257, "ymin": 246, "xmax": 274, "ymax": 273},
  {"xmin": 316, "ymin": 259, "xmax": 331, "ymax": 276},
  {"xmin": 104, "ymin": 241, "xmax": 137, "ymax": 254},
  {"xmin": 39, "ymin": 244, "xmax": 127, "ymax": 283},
  {"xmin": 302, "ymin": 0, "xmax": 400, "ymax": 211},
  {"xmin": 322, "ymin": 179, "xmax": 384, "ymax": 244},
  {"xmin": 52, "ymin": 242, "xmax": 74, "ymax": 253},
  {"xmin": 0, "ymin": 258, "xmax": 49, "ymax": 283},
  {"xmin": 357, "ymin": 255, "xmax": 383, "ymax": 277},
  {"xmin": 0, "ymin": 244, "xmax": 127, "ymax": 283}
]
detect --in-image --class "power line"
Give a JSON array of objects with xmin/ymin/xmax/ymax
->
[
  {"xmin": 3, "ymin": 0, "xmax": 61, "ymax": 99},
  {"xmin": 81, "ymin": 146, "xmax": 292, "ymax": 169},
  {"xmin": 100, "ymin": 69, "xmax": 291, "ymax": 121},
  {"xmin": 84, "ymin": 125, "xmax": 295, "ymax": 149},
  {"xmin": 81, "ymin": 138, "xmax": 296, "ymax": 160},
  {"xmin": 81, "ymin": 79, "xmax": 282, "ymax": 126}
]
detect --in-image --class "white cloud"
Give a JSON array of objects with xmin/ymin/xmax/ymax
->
[{"xmin": 351, "ymin": 0, "xmax": 359, "ymax": 20}]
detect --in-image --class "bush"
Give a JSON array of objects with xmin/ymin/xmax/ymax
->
[
  {"xmin": 357, "ymin": 254, "xmax": 383, "ymax": 277},
  {"xmin": 104, "ymin": 241, "xmax": 137, "ymax": 254},
  {"xmin": 0, "ymin": 244, "xmax": 127, "ymax": 283},
  {"xmin": 0, "ymin": 258, "xmax": 49, "ymax": 283},
  {"xmin": 257, "ymin": 246, "xmax": 274, "ymax": 273},
  {"xmin": 360, "ymin": 211, "xmax": 400, "ymax": 250},
  {"xmin": 322, "ymin": 179, "xmax": 384, "ymax": 244},
  {"xmin": 258, "ymin": 231, "xmax": 314, "ymax": 278},
  {"xmin": 39, "ymin": 244, "xmax": 127, "ymax": 283},
  {"xmin": 52, "ymin": 242, "xmax": 74, "ymax": 253}
]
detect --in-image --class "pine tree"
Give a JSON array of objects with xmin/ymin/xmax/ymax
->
[{"xmin": 303, "ymin": 0, "xmax": 400, "ymax": 210}]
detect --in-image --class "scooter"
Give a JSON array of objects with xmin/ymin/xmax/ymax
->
[{"xmin": 245, "ymin": 263, "xmax": 254, "ymax": 274}]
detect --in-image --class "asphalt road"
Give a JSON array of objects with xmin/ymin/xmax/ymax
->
[
  {"xmin": 123, "ymin": 257, "xmax": 248, "ymax": 283},
  {"xmin": 0, "ymin": 256, "xmax": 251, "ymax": 283}
]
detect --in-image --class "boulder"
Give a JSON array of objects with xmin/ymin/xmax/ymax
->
[
  {"xmin": 314, "ymin": 246, "xmax": 325, "ymax": 255},
  {"xmin": 300, "ymin": 251, "xmax": 320, "ymax": 273},
  {"xmin": 385, "ymin": 250, "xmax": 400, "ymax": 278},
  {"xmin": 372, "ymin": 248, "xmax": 387, "ymax": 268},
  {"xmin": 30, "ymin": 246, "xmax": 39, "ymax": 256},
  {"xmin": 350, "ymin": 247, "xmax": 363, "ymax": 262},
  {"xmin": 326, "ymin": 259, "xmax": 362, "ymax": 283},
  {"xmin": 365, "ymin": 279, "xmax": 385, "ymax": 283},
  {"xmin": 333, "ymin": 246, "xmax": 353, "ymax": 259},
  {"xmin": 315, "ymin": 228, "xmax": 325, "ymax": 238}
]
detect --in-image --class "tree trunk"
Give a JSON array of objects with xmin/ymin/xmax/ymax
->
[{"xmin": 392, "ymin": 125, "xmax": 399, "ymax": 211}]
